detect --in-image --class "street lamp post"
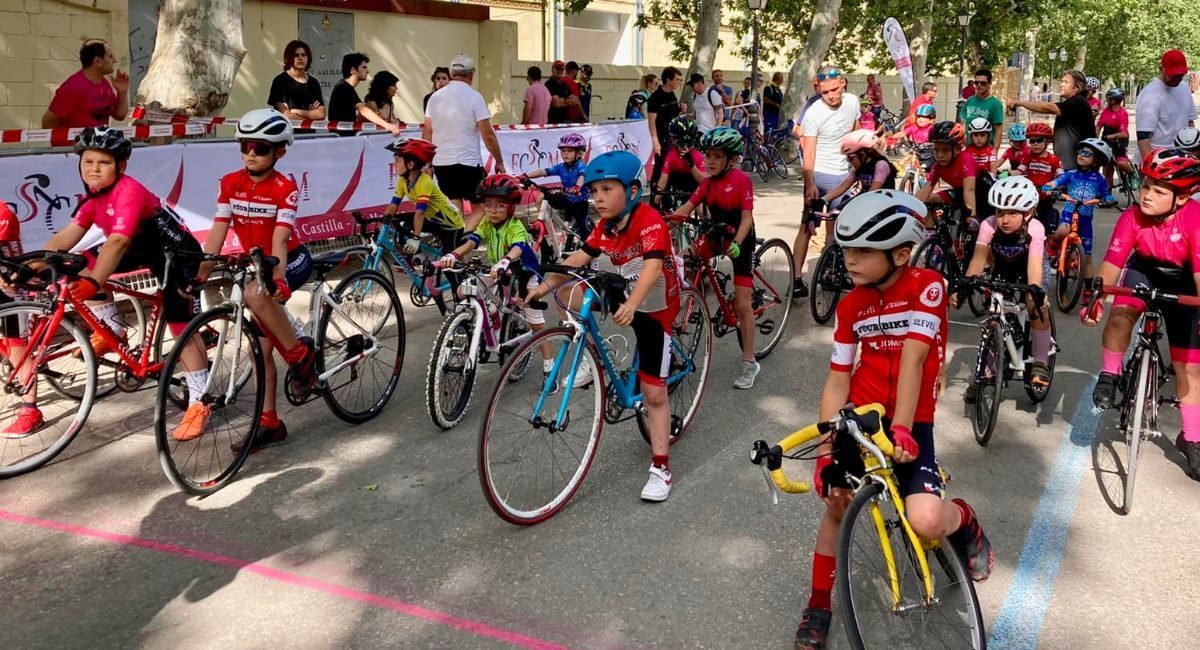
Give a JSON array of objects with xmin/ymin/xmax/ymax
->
[
  {"xmin": 1047, "ymin": 49, "xmax": 1058, "ymax": 90},
  {"xmin": 957, "ymin": 2, "xmax": 971, "ymax": 100},
  {"xmin": 747, "ymin": 0, "xmax": 767, "ymax": 134},
  {"xmin": 1058, "ymin": 47, "xmax": 1068, "ymax": 77}
]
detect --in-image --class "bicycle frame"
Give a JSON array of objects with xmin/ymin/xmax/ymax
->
[
  {"xmin": 443, "ymin": 269, "xmax": 535, "ymax": 374},
  {"xmin": 1056, "ymin": 209, "xmax": 1083, "ymax": 276},
  {"xmin": 1119, "ymin": 310, "xmax": 1170, "ymax": 433},
  {"xmin": 688, "ymin": 237, "xmax": 781, "ymax": 329},
  {"xmin": 362, "ymin": 219, "xmax": 449, "ymax": 295}
]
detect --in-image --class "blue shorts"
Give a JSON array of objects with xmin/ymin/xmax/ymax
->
[
  {"xmin": 286, "ymin": 245, "xmax": 313, "ymax": 292},
  {"xmin": 1059, "ymin": 205, "xmax": 1094, "ymax": 254},
  {"xmin": 827, "ymin": 421, "xmax": 944, "ymax": 499}
]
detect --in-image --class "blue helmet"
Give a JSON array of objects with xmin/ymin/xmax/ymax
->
[
  {"xmin": 583, "ymin": 150, "xmax": 644, "ymax": 189},
  {"xmin": 915, "ymin": 103, "xmax": 936, "ymax": 118},
  {"xmin": 1008, "ymin": 123, "xmax": 1027, "ymax": 142}
]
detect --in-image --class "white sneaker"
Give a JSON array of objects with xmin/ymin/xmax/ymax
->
[
  {"xmin": 733, "ymin": 360, "xmax": 761, "ymax": 390},
  {"xmin": 565, "ymin": 353, "xmax": 594, "ymax": 389},
  {"xmin": 640, "ymin": 464, "xmax": 672, "ymax": 502}
]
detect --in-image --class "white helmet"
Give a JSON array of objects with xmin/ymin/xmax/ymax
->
[
  {"xmin": 835, "ymin": 190, "xmax": 928, "ymax": 250},
  {"xmin": 1175, "ymin": 127, "xmax": 1200, "ymax": 150},
  {"xmin": 236, "ymin": 108, "xmax": 294, "ymax": 145},
  {"xmin": 988, "ymin": 175, "xmax": 1040, "ymax": 212},
  {"xmin": 967, "ymin": 117, "xmax": 993, "ymax": 134},
  {"xmin": 1077, "ymin": 137, "xmax": 1112, "ymax": 164}
]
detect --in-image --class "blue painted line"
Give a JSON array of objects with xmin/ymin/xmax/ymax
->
[{"xmin": 988, "ymin": 376, "xmax": 1102, "ymax": 649}]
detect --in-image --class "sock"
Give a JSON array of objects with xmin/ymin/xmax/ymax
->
[
  {"xmin": 543, "ymin": 359, "xmax": 554, "ymax": 373},
  {"xmin": 807, "ymin": 553, "xmax": 836, "ymax": 610},
  {"xmin": 92, "ymin": 301, "xmax": 122, "ymax": 333},
  {"xmin": 21, "ymin": 401, "xmax": 37, "ymax": 410},
  {"xmin": 1102, "ymin": 348, "xmax": 1124, "ymax": 374},
  {"xmin": 948, "ymin": 499, "xmax": 975, "ymax": 545},
  {"xmin": 184, "ymin": 369, "xmax": 209, "ymax": 405},
  {"xmin": 1032, "ymin": 327, "xmax": 1052, "ymax": 363},
  {"xmin": 259, "ymin": 410, "xmax": 281, "ymax": 428},
  {"xmin": 1181, "ymin": 404, "xmax": 1200, "ymax": 443},
  {"xmin": 652, "ymin": 454, "xmax": 669, "ymax": 471}
]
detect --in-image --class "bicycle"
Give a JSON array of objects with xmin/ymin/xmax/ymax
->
[
  {"xmin": 806, "ymin": 202, "xmax": 851, "ymax": 325},
  {"xmin": 1082, "ymin": 279, "xmax": 1192, "ymax": 515},
  {"xmin": 958, "ymin": 277, "xmax": 1058, "ymax": 446},
  {"xmin": 1050, "ymin": 196, "xmax": 1088, "ymax": 314},
  {"xmin": 897, "ymin": 144, "xmax": 933, "ymax": 194},
  {"xmin": 676, "ymin": 217, "xmax": 794, "ymax": 359},
  {"xmin": 766, "ymin": 120, "xmax": 799, "ymax": 165},
  {"xmin": 742, "ymin": 129, "xmax": 789, "ymax": 181},
  {"xmin": 425, "ymin": 257, "xmax": 539, "ymax": 429},
  {"xmin": 154, "ymin": 247, "xmax": 405, "ymax": 495},
  {"xmin": 518, "ymin": 178, "xmax": 587, "ymax": 265},
  {"xmin": 349, "ymin": 211, "xmax": 453, "ymax": 313},
  {"xmin": 1112, "ymin": 163, "xmax": 1140, "ymax": 209},
  {"xmin": 912, "ymin": 203, "xmax": 988, "ymax": 316},
  {"xmin": 649, "ymin": 188, "xmax": 703, "ymax": 254},
  {"xmin": 749, "ymin": 404, "xmax": 986, "ymax": 648},
  {"xmin": 477, "ymin": 264, "xmax": 712, "ymax": 525}
]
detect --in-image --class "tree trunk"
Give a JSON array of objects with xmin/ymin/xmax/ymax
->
[
  {"xmin": 1073, "ymin": 44, "xmax": 1087, "ymax": 73},
  {"xmin": 681, "ymin": 0, "xmax": 722, "ymax": 109},
  {"xmin": 1019, "ymin": 29, "xmax": 1037, "ymax": 119},
  {"xmin": 780, "ymin": 0, "xmax": 844, "ymax": 125},
  {"xmin": 135, "ymin": 0, "xmax": 246, "ymax": 117},
  {"xmin": 909, "ymin": 2, "xmax": 934, "ymax": 112}
]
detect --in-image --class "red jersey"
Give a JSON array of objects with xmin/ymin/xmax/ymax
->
[
  {"xmin": 215, "ymin": 170, "xmax": 300, "ymax": 252},
  {"xmin": 831, "ymin": 266, "xmax": 947, "ymax": 424},
  {"xmin": 663, "ymin": 148, "xmax": 706, "ymax": 177},
  {"xmin": 926, "ymin": 151, "xmax": 978, "ymax": 190},
  {"xmin": 0, "ymin": 202, "xmax": 21, "ymax": 258},
  {"xmin": 999, "ymin": 144, "xmax": 1028, "ymax": 169},
  {"xmin": 582, "ymin": 203, "xmax": 680, "ymax": 328},
  {"xmin": 1017, "ymin": 151, "xmax": 1063, "ymax": 197},
  {"xmin": 73, "ymin": 175, "xmax": 162, "ymax": 239},
  {"xmin": 965, "ymin": 144, "xmax": 996, "ymax": 170},
  {"xmin": 688, "ymin": 169, "xmax": 754, "ymax": 227}
]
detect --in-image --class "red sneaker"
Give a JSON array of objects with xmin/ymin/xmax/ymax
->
[{"xmin": 2, "ymin": 406, "xmax": 44, "ymax": 438}]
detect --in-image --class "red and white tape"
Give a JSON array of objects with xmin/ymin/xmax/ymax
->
[
  {"xmin": 1, "ymin": 122, "xmax": 208, "ymax": 147},
  {"xmin": 132, "ymin": 106, "xmax": 405, "ymax": 133}
]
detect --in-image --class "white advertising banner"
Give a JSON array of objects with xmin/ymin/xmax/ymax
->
[{"xmin": 882, "ymin": 18, "xmax": 916, "ymax": 105}]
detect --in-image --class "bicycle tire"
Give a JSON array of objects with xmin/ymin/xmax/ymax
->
[
  {"xmin": 478, "ymin": 327, "xmax": 604, "ymax": 525},
  {"xmin": 500, "ymin": 313, "xmax": 532, "ymax": 382},
  {"xmin": 347, "ymin": 246, "xmax": 397, "ymax": 291},
  {"xmin": 154, "ymin": 305, "xmax": 264, "ymax": 495},
  {"xmin": 1123, "ymin": 347, "xmax": 1153, "ymax": 515},
  {"xmin": 768, "ymin": 144, "xmax": 788, "ymax": 179},
  {"xmin": 426, "ymin": 307, "xmax": 478, "ymax": 430},
  {"xmin": 636, "ymin": 287, "xmax": 712, "ymax": 445},
  {"xmin": 318, "ymin": 268, "xmax": 406, "ymax": 424},
  {"xmin": 1023, "ymin": 307, "xmax": 1057, "ymax": 403},
  {"xmin": 0, "ymin": 304, "xmax": 96, "ymax": 479},
  {"xmin": 1054, "ymin": 242, "xmax": 1086, "ymax": 313},
  {"xmin": 966, "ymin": 272, "xmax": 989, "ymax": 317},
  {"xmin": 735, "ymin": 239, "xmax": 794, "ymax": 358},
  {"xmin": 971, "ymin": 320, "xmax": 1005, "ymax": 446},
  {"xmin": 775, "ymin": 136, "xmax": 799, "ymax": 165},
  {"xmin": 48, "ymin": 282, "xmax": 147, "ymax": 401},
  {"xmin": 912, "ymin": 238, "xmax": 948, "ymax": 279},
  {"xmin": 836, "ymin": 481, "xmax": 986, "ymax": 649},
  {"xmin": 810, "ymin": 243, "xmax": 844, "ymax": 325},
  {"xmin": 753, "ymin": 148, "xmax": 771, "ymax": 181}
]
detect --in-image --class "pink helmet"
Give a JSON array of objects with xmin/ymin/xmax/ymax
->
[
  {"xmin": 558, "ymin": 133, "xmax": 587, "ymax": 149},
  {"xmin": 840, "ymin": 129, "xmax": 880, "ymax": 155}
]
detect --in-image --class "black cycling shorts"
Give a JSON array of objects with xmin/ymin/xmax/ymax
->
[
  {"xmin": 1118, "ymin": 256, "xmax": 1200, "ymax": 363},
  {"xmin": 433, "ymin": 164, "xmax": 485, "ymax": 202},
  {"xmin": 87, "ymin": 227, "xmax": 201, "ymax": 326},
  {"xmin": 828, "ymin": 421, "xmax": 944, "ymax": 499},
  {"xmin": 631, "ymin": 310, "xmax": 672, "ymax": 387}
]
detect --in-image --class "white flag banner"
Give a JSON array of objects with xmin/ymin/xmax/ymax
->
[{"xmin": 882, "ymin": 17, "xmax": 916, "ymax": 104}]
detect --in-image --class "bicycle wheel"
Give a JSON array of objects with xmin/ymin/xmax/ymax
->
[
  {"xmin": 479, "ymin": 327, "xmax": 604, "ymax": 525},
  {"xmin": 971, "ymin": 321, "xmax": 1005, "ymax": 446},
  {"xmin": 346, "ymin": 246, "xmax": 397, "ymax": 290},
  {"xmin": 753, "ymin": 149, "xmax": 771, "ymax": 181},
  {"xmin": 0, "ymin": 304, "xmax": 96, "ymax": 479},
  {"xmin": 637, "ymin": 287, "xmax": 712, "ymax": 445},
  {"xmin": 1023, "ymin": 308, "xmax": 1057, "ymax": 403},
  {"xmin": 774, "ymin": 135, "xmax": 799, "ymax": 165},
  {"xmin": 49, "ymin": 283, "xmax": 146, "ymax": 401},
  {"xmin": 912, "ymin": 238, "xmax": 948, "ymax": 278},
  {"xmin": 732, "ymin": 239, "xmax": 793, "ymax": 358},
  {"xmin": 836, "ymin": 481, "xmax": 986, "ymax": 649},
  {"xmin": 1122, "ymin": 347, "xmax": 1154, "ymax": 515},
  {"xmin": 317, "ymin": 268, "xmax": 406, "ymax": 424},
  {"xmin": 768, "ymin": 143, "xmax": 789, "ymax": 179},
  {"xmin": 155, "ymin": 305, "xmax": 264, "ymax": 495},
  {"xmin": 426, "ymin": 306, "xmax": 478, "ymax": 430},
  {"xmin": 500, "ymin": 314, "xmax": 532, "ymax": 382},
  {"xmin": 810, "ymin": 243, "xmax": 844, "ymax": 325},
  {"xmin": 1054, "ymin": 242, "xmax": 1086, "ymax": 313}
]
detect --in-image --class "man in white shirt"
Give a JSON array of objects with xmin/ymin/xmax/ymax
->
[
  {"xmin": 1137, "ymin": 49, "xmax": 1199, "ymax": 156},
  {"xmin": 688, "ymin": 73, "xmax": 720, "ymax": 133},
  {"xmin": 423, "ymin": 54, "xmax": 506, "ymax": 219},
  {"xmin": 790, "ymin": 65, "xmax": 860, "ymax": 298}
]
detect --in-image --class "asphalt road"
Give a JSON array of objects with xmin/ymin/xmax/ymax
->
[{"xmin": 2, "ymin": 179, "xmax": 1198, "ymax": 649}]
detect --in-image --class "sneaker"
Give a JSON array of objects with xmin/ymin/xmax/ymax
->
[
  {"xmin": 544, "ymin": 371, "xmax": 560, "ymax": 395},
  {"xmin": 1093, "ymin": 371, "xmax": 1120, "ymax": 410},
  {"xmin": 2, "ymin": 406, "xmax": 44, "ymax": 438},
  {"xmin": 963, "ymin": 382, "xmax": 978, "ymax": 404},
  {"xmin": 640, "ymin": 464, "xmax": 672, "ymax": 502},
  {"xmin": 734, "ymin": 360, "xmax": 761, "ymax": 389},
  {"xmin": 75, "ymin": 330, "xmax": 126, "ymax": 359},
  {"xmin": 1176, "ymin": 433, "xmax": 1200, "ymax": 481},
  {"xmin": 565, "ymin": 353, "xmax": 594, "ymax": 389},
  {"xmin": 287, "ymin": 338, "xmax": 318, "ymax": 401},
  {"xmin": 172, "ymin": 403, "xmax": 211, "ymax": 442},
  {"xmin": 950, "ymin": 498, "xmax": 994, "ymax": 582},
  {"xmin": 1030, "ymin": 361, "xmax": 1052, "ymax": 387},
  {"xmin": 232, "ymin": 420, "xmax": 289, "ymax": 455},
  {"xmin": 791, "ymin": 279, "xmax": 809, "ymax": 299},
  {"xmin": 794, "ymin": 607, "xmax": 833, "ymax": 650}
]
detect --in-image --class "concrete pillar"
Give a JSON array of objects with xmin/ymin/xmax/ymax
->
[{"xmin": 479, "ymin": 20, "xmax": 518, "ymax": 124}]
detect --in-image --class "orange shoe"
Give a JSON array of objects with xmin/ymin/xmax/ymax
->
[
  {"xmin": 2, "ymin": 406, "xmax": 44, "ymax": 438},
  {"xmin": 172, "ymin": 402, "xmax": 211, "ymax": 441},
  {"xmin": 90, "ymin": 330, "xmax": 126, "ymax": 357}
]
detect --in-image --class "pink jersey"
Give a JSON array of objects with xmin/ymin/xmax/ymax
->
[
  {"xmin": 73, "ymin": 175, "xmax": 161, "ymax": 239},
  {"xmin": 1103, "ymin": 200, "xmax": 1200, "ymax": 269}
]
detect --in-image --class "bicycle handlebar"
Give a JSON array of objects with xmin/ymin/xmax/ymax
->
[
  {"xmin": 1089, "ymin": 277, "xmax": 1200, "ymax": 309},
  {"xmin": 957, "ymin": 275, "xmax": 1046, "ymax": 308}
]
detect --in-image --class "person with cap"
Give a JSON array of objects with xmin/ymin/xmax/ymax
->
[
  {"xmin": 578, "ymin": 64, "xmax": 594, "ymax": 120},
  {"xmin": 1135, "ymin": 49, "xmax": 1199, "ymax": 157},
  {"xmin": 564, "ymin": 61, "xmax": 586, "ymax": 122},
  {"xmin": 422, "ymin": 53, "xmax": 507, "ymax": 219},
  {"xmin": 545, "ymin": 60, "xmax": 583, "ymax": 124}
]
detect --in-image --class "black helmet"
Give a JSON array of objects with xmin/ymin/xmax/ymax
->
[
  {"xmin": 1105, "ymin": 88, "xmax": 1126, "ymax": 102},
  {"xmin": 74, "ymin": 126, "xmax": 132, "ymax": 162}
]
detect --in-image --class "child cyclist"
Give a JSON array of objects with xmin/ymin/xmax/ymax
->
[
  {"xmin": 821, "ymin": 130, "xmax": 898, "ymax": 204},
  {"xmin": 1042, "ymin": 137, "xmax": 1114, "ymax": 280},
  {"xmin": 955, "ymin": 175, "xmax": 1053, "ymax": 401},
  {"xmin": 965, "ymin": 117, "xmax": 999, "ymax": 175},
  {"xmin": 189, "ymin": 108, "xmax": 316, "ymax": 449},
  {"xmin": 997, "ymin": 123, "xmax": 1028, "ymax": 174},
  {"xmin": 521, "ymin": 133, "xmax": 592, "ymax": 237},
  {"xmin": 900, "ymin": 104, "xmax": 936, "ymax": 180},
  {"xmin": 670, "ymin": 126, "xmax": 761, "ymax": 389},
  {"xmin": 856, "ymin": 96, "xmax": 878, "ymax": 134},
  {"xmin": 1098, "ymin": 88, "xmax": 1136, "ymax": 192},
  {"xmin": 1084, "ymin": 149, "xmax": 1200, "ymax": 480},
  {"xmin": 521, "ymin": 150, "xmax": 682, "ymax": 501},
  {"xmin": 795, "ymin": 189, "xmax": 994, "ymax": 649},
  {"xmin": 653, "ymin": 116, "xmax": 707, "ymax": 207},
  {"xmin": 1013, "ymin": 122, "xmax": 1063, "ymax": 231},
  {"xmin": 916, "ymin": 121, "xmax": 979, "ymax": 219}
]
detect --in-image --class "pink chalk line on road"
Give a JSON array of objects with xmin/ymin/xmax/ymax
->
[{"xmin": 0, "ymin": 508, "xmax": 569, "ymax": 650}]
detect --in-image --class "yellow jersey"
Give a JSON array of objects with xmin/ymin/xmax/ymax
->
[{"xmin": 392, "ymin": 173, "xmax": 464, "ymax": 230}]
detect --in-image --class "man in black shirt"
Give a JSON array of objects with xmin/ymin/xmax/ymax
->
[
  {"xmin": 545, "ymin": 60, "xmax": 571, "ymax": 124},
  {"xmin": 327, "ymin": 52, "xmax": 401, "ymax": 136},
  {"xmin": 268, "ymin": 40, "xmax": 325, "ymax": 121},
  {"xmin": 1011, "ymin": 70, "xmax": 1096, "ymax": 170},
  {"xmin": 647, "ymin": 66, "xmax": 683, "ymax": 184}
]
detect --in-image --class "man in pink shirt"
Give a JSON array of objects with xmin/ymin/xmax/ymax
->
[
  {"xmin": 523, "ymin": 65, "xmax": 552, "ymax": 125},
  {"xmin": 43, "ymin": 39, "xmax": 130, "ymax": 128},
  {"xmin": 865, "ymin": 73, "xmax": 884, "ymax": 120}
]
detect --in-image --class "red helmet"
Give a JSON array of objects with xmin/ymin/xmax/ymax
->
[
  {"xmin": 1025, "ymin": 122, "xmax": 1053, "ymax": 139},
  {"xmin": 385, "ymin": 137, "xmax": 437, "ymax": 165},
  {"xmin": 476, "ymin": 174, "xmax": 522, "ymax": 203},
  {"xmin": 1141, "ymin": 148, "xmax": 1200, "ymax": 193}
]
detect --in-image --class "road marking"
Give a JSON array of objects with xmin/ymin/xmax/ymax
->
[
  {"xmin": 988, "ymin": 376, "xmax": 1102, "ymax": 649},
  {"xmin": 0, "ymin": 508, "xmax": 567, "ymax": 650}
]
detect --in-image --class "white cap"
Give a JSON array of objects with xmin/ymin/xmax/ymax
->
[{"xmin": 450, "ymin": 53, "xmax": 475, "ymax": 73}]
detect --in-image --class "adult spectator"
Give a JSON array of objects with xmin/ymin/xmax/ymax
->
[
  {"xmin": 523, "ymin": 65, "xmax": 552, "ymax": 125},
  {"xmin": 648, "ymin": 67, "xmax": 684, "ymax": 183},
  {"xmin": 363, "ymin": 70, "xmax": 400, "ymax": 124},
  {"xmin": 639, "ymin": 73, "xmax": 661, "ymax": 94},
  {"xmin": 959, "ymin": 69, "xmax": 1004, "ymax": 145},
  {"xmin": 578, "ymin": 64, "xmax": 595, "ymax": 120},
  {"xmin": 791, "ymin": 66, "xmax": 860, "ymax": 297},
  {"xmin": 908, "ymin": 82, "xmax": 938, "ymax": 119},
  {"xmin": 791, "ymin": 77, "xmax": 823, "ymax": 128},
  {"xmin": 545, "ymin": 61, "xmax": 579, "ymax": 124},
  {"xmin": 267, "ymin": 40, "xmax": 325, "ymax": 124},
  {"xmin": 711, "ymin": 70, "xmax": 735, "ymax": 122},
  {"xmin": 864, "ymin": 73, "xmax": 885, "ymax": 119},
  {"xmin": 327, "ymin": 53, "xmax": 401, "ymax": 136},
  {"xmin": 422, "ymin": 67, "xmax": 450, "ymax": 112},
  {"xmin": 563, "ymin": 61, "xmax": 586, "ymax": 122},
  {"xmin": 422, "ymin": 54, "xmax": 506, "ymax": 217},
  {"xmin": 43, "ymin": 39, "xmax": 129, "ymax": 128},
  {"xmin": 1012, "ymin": 70, "xmax": 1096, "ymax": 170},
  {"xmin": 689, "ymin": 73, "xmax": 719, "ymax": 133},
  {"xmin": 1135, "ymin": 49, "xmax": 1199, "ymax": 156},
  {"xmin": 763, "ymin": 72, "xmax": 785, "ymax": 131}
]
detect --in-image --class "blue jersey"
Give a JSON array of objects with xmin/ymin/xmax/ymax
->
[
  {"xmin": 1050, "ymin": 169, "xmax": 1112, "ymax": 218},
  {"xmin": 542, "ymin": 161, "xmax": 588, "ymax": 203}
]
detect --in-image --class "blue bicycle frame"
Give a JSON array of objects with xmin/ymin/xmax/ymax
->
[{"xmin": 362, "ymin": 219, "xmax": 450, "ymax": 297}]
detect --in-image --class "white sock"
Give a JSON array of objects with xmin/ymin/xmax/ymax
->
[
  {"xmin": 184, "ymin": 369, "xmax": 209, "ymax": 404},
  {"xmin": 543, "ymin": 359, "xmax": 554, "ymax": 373},
  {"xmin": 92, "ymin": 301, "xmax": 122, "ymax": 333}
]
